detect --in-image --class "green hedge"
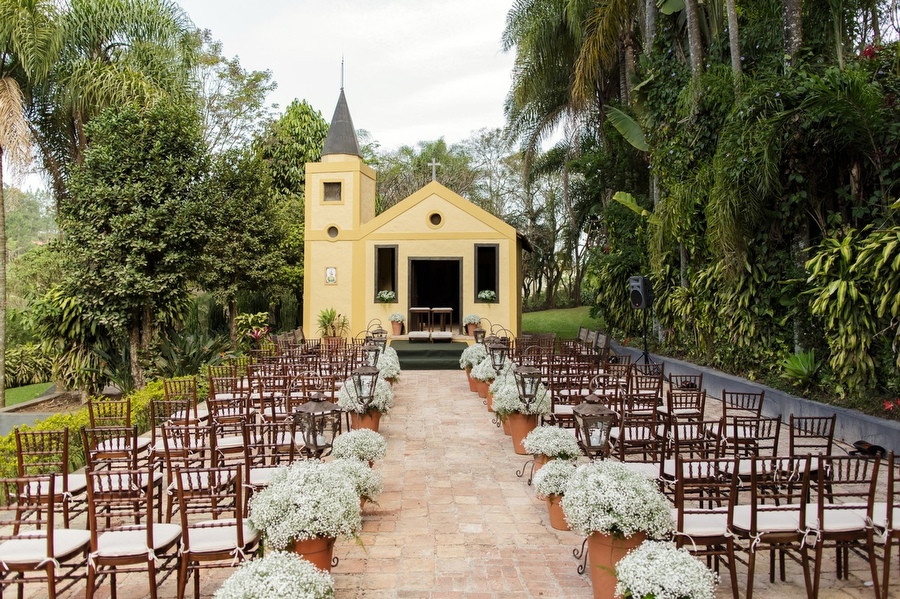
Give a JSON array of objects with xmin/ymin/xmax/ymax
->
[{"xmin": 0, "ymin": 380, "xmax": 164, "ymax": 479}]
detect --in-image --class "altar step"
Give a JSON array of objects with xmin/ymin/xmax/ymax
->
[{"xmin": 389, "ymin": 340, "xmax": 469, "ymax": 371}]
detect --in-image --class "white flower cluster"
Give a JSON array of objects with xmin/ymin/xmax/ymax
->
[
  {"xmin": 522, "ymin": 426, "xmax": 581, "ymax": 459},
  {"xmin": 331, "ymin": 428, "xmax": 388, "ymax": 462},
  {"xmin": 215, "ymin": 551, "xmax": 334, "ymax": 599},
  {"xmin": 615, "ymin": 541, "xmax": 718, "ymax": 599},
  {"xmin": 490, "ymin": 366, "xmax": 551, "ymax": 417},
  {"xmin": 561, "ymin": 461, "xmax": 673, "ymax": 539},
  {"xmin": 459, "ymin": 342, "xmax": 488, "ymax": 369},
  {"xmin": 470, "ymin": 353, "xmax": 498, "ymax": 382},
  {"xmin": 462, "ymin": 314, "xmax": 482, "ymax": 325},
  {"xmin": 377, "ymin": 346, "xmax": 402, "ymax": 381},
  {"xmin": 337, "ymin": 375, "xmax": 394, "ymax": 414},
  {"xmin": 532, "ymin": 459, "xmax": 577, "ymax": 498},
  {"xmin": 329, "ymin": 458, "xmax": 384, "ymax": 502},
  {"xmin": 248, "ymin": 461, "xmax": 362, "ymax": 549}
]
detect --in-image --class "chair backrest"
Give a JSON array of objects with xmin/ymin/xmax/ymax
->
[
  {"xmin": 243, "ymin": 419, "xmax": 298, "ymax": 469},
  {"xmin": 721, "ymin": 390, "xmax": 764, "ymax": 420},
  {"xmin": 667, "ymin": 417, "xmax": 722, "ymax": 460},
  {"xmin": 630, "ymin": 372, "xmax": 664, "ymax": 399},
  {"xmin": 619, "ymin": 392, "xmax": 659, "ymax": 419},
  {"xmin": 728, "ymin": 455, "xmax": 812, "ymax": 535},
  {"xmin": 174, "ymin": 465, "xmax": 249, "ymax": 550},
  {"xmin": 0, "ymin": 475, "xmax": 57, "ymax": 546},
  {"xmin": 668, "ymin": 373, "xmax": 703, "ymax": 393},
  {"xmin": 15, "ymin": 428, "xmax": 70, "ymax": 478},
  {"xmin": 88, "ymin": 397, "xmax": 132, "ymax": 428},
  {"xmin": 81, "ymin": 425, "xmax": 141, "ymax": 472},
  {"xmin": 85, "ymin": 468, "xmax": 159, "ymax": 547},
  {"xmin": 665, "ymin": 389, "xmax": 706, "ymax": 417},
  {"xmin": 161, "ymin": 423, "xmax": 217, "ymax": 481},
  {"xmin": 726, "ymin": 415, "xmax": 781, "ymax": 458},
  {"xmin": 611, "ymin": 410, "xmax": 662, "ymax": 463},
  {"xmin": 812, "ymin": 454, "xmax": 880, "ymax": 530},
  {"xmin": 674, "ymin": 456, "xmax": 734, "ymax": 528},
  {"xmin": 788, "ymin": 413, "xmax": 836, "ymax": 457}
]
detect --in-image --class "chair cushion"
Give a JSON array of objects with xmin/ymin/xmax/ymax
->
[
  {"xmin": 731, "ymin": 504, "xmax": 801, "ymax": 534},
  {"xmin": 184, "ymin": 519, "xmax": 260, "ymax": 554},
  {"xmin": 870, "ymin": 502, "xmax": 900, "ymax": 530},
  {"xmin": 0, "ymin": 529, "xmax": 91, "ymax": 565},
  {"xmin": 674, "ymin": 508, "xmax": 729, "ymax": 538},
  {"xmin": 94, "ymin": 524, "xmax": 181, "ymax": 558},
  {"xmin": 807, "ymin": 505, "xmax": 869, "ymax": 533}
]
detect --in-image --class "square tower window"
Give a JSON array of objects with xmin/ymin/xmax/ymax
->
[{"xmin": 323, "ymin": 182, "xmax": 342, "ymax": 202}]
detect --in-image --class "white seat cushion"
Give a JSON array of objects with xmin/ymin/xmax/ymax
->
[
  {"xmin": 94, "ymin": 524, "xmax": 181, "ymax": 558},
  {"xmin": 674, "ymin": 508, "xmax": 729, "ymax": 538},
  {"xmin": 27, "ymin": 474, "xmax": 87, "ymax": 497},
  {"xmin": 184, "ymin": 519, "xmax": 260, "ymax": 554},
  {"xmin": 870, "ymin": 502, "xmax": 900, "ymax": 529},
  {"xmin": 732, "ymin": 504, "xmax": 801, "ymax": 534},
  {"xmin": 806, "ymin": 505, "xmax": 869, "ymax": 533},
  {"xmin": 0, "ymin": 529, "xmax": 91, "ymax": 565}
]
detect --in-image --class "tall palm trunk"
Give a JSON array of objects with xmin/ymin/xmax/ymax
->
[
  {"xmin": 645, "ymin": 0, "xmax": 657, "ymax": 48},
  {"xmin": 725, "ymin": 0, "xmax": 742, "ymax": 90},
  {"xmin": 783, "ymin": 0, "xmax": 803, "ymax": 67},
  {"xmin": 0, "ymin": 147, "xmax": 6, "ymax": 407},
  {"xmin": 684, "ymin": 0, "xmax": 705, "ymax": 77}
]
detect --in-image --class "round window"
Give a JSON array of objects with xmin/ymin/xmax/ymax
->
[
  {"xmin": 429, "ymin": 212, "xmax": 443, "ymax": 226},
  {"xmin": 327, "ymin": 226, "xmax": 339, "ymax": 239}
]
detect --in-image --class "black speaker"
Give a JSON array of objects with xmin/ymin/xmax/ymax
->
[{"xmin": 629, "ymin": 276, "xmax": 653, "ymax": 310}]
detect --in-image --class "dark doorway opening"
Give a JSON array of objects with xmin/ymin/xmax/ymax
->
[{"xmin": 409, "ymin": 258, "xmax": 461, "ymax": 332}]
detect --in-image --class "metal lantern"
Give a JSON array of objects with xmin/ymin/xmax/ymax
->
[
  {"xmin": 360, "ymin": 344, "xmax": 382, "ymax": 368},
  {"xmin": 473, "ymin": 328, "xmax": 486, "ymax": 344},
  {"xmin": 367, "ymin": 328, "xmax": 388, "ymax": 351},
  {"xmin": 514, "ymin": 366, "xmax": 542, "ymax": 407},
  {"xmin": 573, "ymin": 402, "xmax": 616, "ymax": 460},
  {"xmin": 295, "ymin": 393, "xmax": 344, "ymax": 459},
  {"xmin": 351, "ymin": 366, "xmax": 380, "ymax": 411},
  {"xmin": 488, "ymin": 343, "xmax": 509, "ymax": 375}
]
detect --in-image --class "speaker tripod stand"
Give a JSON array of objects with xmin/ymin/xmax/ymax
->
[{"xmin": 638, "ymin": 306, "xmax": 654, "ymax": 365}]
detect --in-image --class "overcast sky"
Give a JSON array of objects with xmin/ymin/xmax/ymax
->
[{"xmin": 177, "ymin": 0, "xmax": 517, "ymax": 152}]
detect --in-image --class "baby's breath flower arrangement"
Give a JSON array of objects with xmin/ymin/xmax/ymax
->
[
  {"xmin": 388, "ymin": 312, "xmax": 405, "ymax": 323},
  {"xmin": 377, "ymin": 346, "xmax": 402, "ymax": 381},
  {"xmin": 532, "ymin": 459, "xmax": 577, "ymax": 498},
  {"xmin": 477, "ymin": 289, "xmax": 497, "ymax": 302},
  {"xmin": 490, "ymin": 367, "xmax": 551, "ymax": 418},
  {"xmin": 329, "ymin": 458, "xmax": 384, "ymax": 502},
  {"xmin": 331, "ymin": 429, "xmax": 387, "ymax": 462},
  {"xmin": 214, "ymin": 551, "xmax": 334, "ymax": 599},
  {"xmin": 463, "ymin": 314, "xmax": 482, "ymax": 326},
  {"xmin": 470, "ymin": 353, "xmax": 499, "ymax": 382},
  {"xmin": 615, "ymin": 542, "xmax": 718, "ymax": 599},
  {"xmin": 337, "ymin": 375, "xmax": 394, "ymax": 414},
  {"xmin": 248, "ymin": 461, "xmax": 362, "ymax": 549},
  {"xmin": 562, "ymin": 460, "xmax": 673, "ymax": 539},
  {"xmin": 523, "ymin": 426, "xmax": 582, "ymax": 460},
  {"xmin": 459, "ymin": 342, "xmax": 488, "ymax": 369}
]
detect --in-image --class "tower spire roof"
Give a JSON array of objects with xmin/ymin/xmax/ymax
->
[{"xmin": 322, "ymin": 88, "xmax": 361, "ymax": 157}]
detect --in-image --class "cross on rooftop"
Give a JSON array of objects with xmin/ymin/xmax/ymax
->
[{"xmin": 428, "ymin": 158, "xmax": 441, "ymax": 181}]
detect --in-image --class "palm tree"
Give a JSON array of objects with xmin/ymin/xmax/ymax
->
[
  {"xmin": 783, "ymin": 0, "xmax": 803, "ymax": 66},
  {"xmin": 0, "ymin": 0, "xmax": 60, "ymax": 407},
  {"xmin": 28, "ymin": 0, "xmax": 195, "ymax": 207}
]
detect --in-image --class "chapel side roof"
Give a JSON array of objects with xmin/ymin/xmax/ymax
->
[{"xmin": 321, "ymin": 89, "xmax": 361, "ymax": 157}]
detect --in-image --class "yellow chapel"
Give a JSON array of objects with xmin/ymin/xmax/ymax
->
[{"xmin": 303, "ymin": 90, "xmax": 530, "ymax": 339}]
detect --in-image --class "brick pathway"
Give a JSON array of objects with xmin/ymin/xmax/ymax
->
[{"xmin": 26, "ymin": 369, "xmax": 894, "ymax": 598}]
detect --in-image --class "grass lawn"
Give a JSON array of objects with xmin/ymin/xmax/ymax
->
[
  {"xmin": 521, "ymin": 306, "xmax": 605, "ymax": 339},
  {"xmin": 5, "ymin": 382, "xmax": 55, "ymax": 407}
]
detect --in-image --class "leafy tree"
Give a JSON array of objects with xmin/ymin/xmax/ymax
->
[
  {"xmin": 255, "ymin": 99, "xmax": 329, "ymax": 300},
  {"xmin": 4, "ymin": 185, "xmax": 56, "ymax": 258},
  {"xmin": 28, "ymin": 0, "xmax": 196, "ymax": 206},
  {"xmin": 60, "ymin": 100, "xmax": 208, "ymax": 388},
  {"xmin": 189, "ymin": 29, "xmax": 277, "ymax": 154},
  {"xmin": 0, "ymin": 0, "xmax": 59, "ymax": 406},
  {"xmin": 198, "ymin": 148, "xmax": 281, "ymax": 345},
  {"xmin": 375, "ymin": 139, "xmax": 477, "ymax": 211}
]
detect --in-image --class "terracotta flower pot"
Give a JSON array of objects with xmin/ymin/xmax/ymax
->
[
  {"xmin": 586, "ymin": 531, "xmax": 647, "ymax": 599},
  {"xmin": 476, "ymin": 379, "xmax": 489, "ymax": 398},
  {"xmin": 502, "ymin": 418, "xmax": 511, "ymax": 435},
  {"xmin": 391, "ymin": 321, "xmax": 403, "ymax": 336},
  {"xmin": 506, "ymin": 412, "xmax": 539, "ymax": 455},
  {"xmin": 466, "ymin": 323, "xmax": 477, "ymax": 336},
  {"xmin": 486, "ymin": 391, "xmax": 494, "ymax": 412},
  {"xmin": 291, "ymin": 535, "xmax": 336, "ymax": 572},
  {"xmin": 465, "ymin": 366, "xmax": 477, "ymax": 392},
  {"xmin": 350, "ymin": 410, "xmax": 382, "ymax": 432},
  {"xmin": 545, "ymin": 493, "xmax": 569, "ymax": 530}
]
